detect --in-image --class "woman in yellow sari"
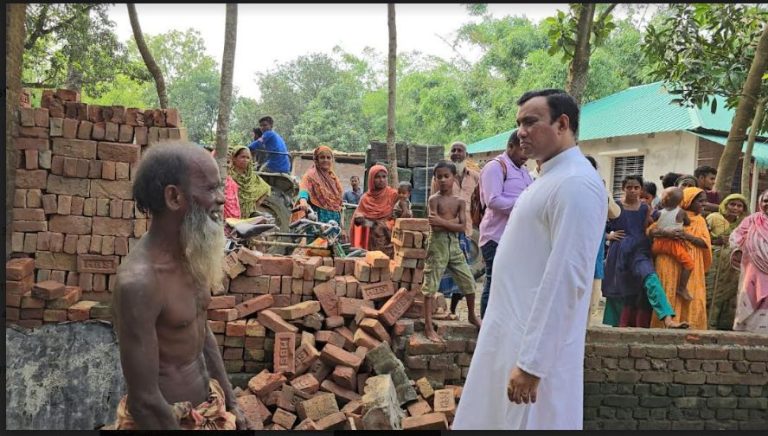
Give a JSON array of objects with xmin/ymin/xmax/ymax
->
[
  {"xmin": 648, "ymin": 187, "xmax": 712, "ymax": 329},
  {"xmin": 705, "ymin": 193, "xmax": 749, "ymax": 329}
]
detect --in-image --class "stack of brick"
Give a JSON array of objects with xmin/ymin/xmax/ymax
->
[
  {"xmin": 208, "ymin": 245, "xmax": 476, "ymax": 429},
  {"xmin": 5, "ymin": 258, "xmax": 109, "ymax": 328},
  {"xmin": 10, "ymin": 88, "xmax": 187, "ymax": 314},
  {"xmin": 390, "ymin": 218, "xmax": 428, "ymax": 293}
]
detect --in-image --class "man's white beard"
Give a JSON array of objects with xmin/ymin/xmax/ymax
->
[
  {"xmin": 453, "ymin": 160, "xmax": 466, "ymax": 175},
  {"xmin": 180, "ymin": 202, "xmax": 225, "ymax": 291}
]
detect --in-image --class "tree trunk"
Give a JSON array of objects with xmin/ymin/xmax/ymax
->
[
  {"xmin": 6, "ymin": 4, "xmax": 27, "ymax": 259},
  {"xmin": 65, "ymin": 63, "xmax": 83, "ymax": 93},
  {"xmin": 740, "ymin": 99, "xmax": 766, "ymax": 200},
  {"xmin": 215, "ymin": 4, "xmax": 238, "ymax": 182},
  {"xmin": 715, "ymin": 24, "xmax": 768, "ymax": 194},
  {"xmin": 127, "ymin": 4, "xmax": 168, "ymax": 108},
  {"xmin": 386, "ymin": 3, "xmax": 399, "ymax": 187},
  {"xmin": 564, "ymin": 3, "xmax": 595, "ymax": 106}
]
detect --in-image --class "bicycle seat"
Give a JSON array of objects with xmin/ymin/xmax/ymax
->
[{"xmin": 233, "ymin": 223, "xmax": 278, "ymax": 239}]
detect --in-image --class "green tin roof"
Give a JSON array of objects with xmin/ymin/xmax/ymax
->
[{"xmin": 467, "ymin": 81, "xmax": 768, "ymax": 165}]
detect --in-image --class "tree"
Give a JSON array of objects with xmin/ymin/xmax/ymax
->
[
  {"xmin": 215, "ymin": 4, "xmax": 238, "ymax": 180},
  {"xmin": 386, "ymin": 3, "xmax": 399, "ymax": 187},
  {"xmin": 643, "ymin": 3, "xmax": 768, "ymax": 193},
  {"xmin": 23, "ymin": 4, "xmax": 132, "ymax": 97},
  {"xmin": 7, "ymin": 3, "xmax": 27, "ymax": 258},
  {"xmin": 229, "ymin": 96, "xmax": 261, "ymax": 148},
  {"xmin": 545, "ymin": 3, "xmax": 618, "ymax": 104},
  {"xmin": 741, "ymin": 98, "xmax": 767, "ymax": 200},
  {"xmin": 127, "ymin": 4, "xmax": 168, "ymax": 108}
]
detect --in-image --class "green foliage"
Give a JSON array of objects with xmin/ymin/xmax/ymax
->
[
  {"xmin": 643, "ymin": 3, "xmax": 768, "ymax": 112},
  {"xmin": 229, "ymin": 96, "xmax": 261, "ymax": 147},
  {"xmin": 544, "ymin": 4, "xmax": 617, "ymax": 61}
]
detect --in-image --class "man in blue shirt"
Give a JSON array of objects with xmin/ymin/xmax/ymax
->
[
  {"xmin": 343, "ymin": 176, "xmax": 363, "ymax": 204},
  {"xmin": 248, "ymin": 116, "xmax": 291, "ymax": 173}
]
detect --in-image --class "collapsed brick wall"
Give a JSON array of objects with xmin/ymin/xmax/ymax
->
[
  {"xmin": 8, "ymin": 89, "xmax": 188, "ymax": 326},
  {"xmin": 584, "ymin": 328, "xmax": 767, "ymax": 430}
]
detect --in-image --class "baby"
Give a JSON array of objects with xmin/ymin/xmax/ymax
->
[
  {"xmin": 651, "ymin": 187, "xmax": 694, "ymax": 301},
  {"xmin": 392, "ymin": 181, "xmax": 413, "ymax": 219}
]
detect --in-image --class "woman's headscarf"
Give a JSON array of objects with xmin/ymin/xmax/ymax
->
[
  {"xmin": 228, "ymin": 145, "xmax": 271, "ymax": 218},
  {"xmin": 707, "ymin": 193, "xmax": 750, "ymax": 238},
  {"xmin": 354, "ymin": 164, "xmax": 399, "ymax": 220},
  {"xmin": 299, "ymin": 145, "xmax": 343, "ymax": 212},
  {"xmin": 681, "ymin": 187, "xmax": 704, "ymax": 211},
  {"xmin": 730, "ymin": 190, "xmax": 768, "ymax": 274}
]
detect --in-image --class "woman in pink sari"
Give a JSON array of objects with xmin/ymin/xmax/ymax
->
[{"xmin": 729, "ymin": 189, "xmax": 768, "ymax": 333}]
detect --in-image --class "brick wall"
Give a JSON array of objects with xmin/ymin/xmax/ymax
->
[{"xmin": 396, "ymin": 324, "xmax": 767, "ymax": 430}]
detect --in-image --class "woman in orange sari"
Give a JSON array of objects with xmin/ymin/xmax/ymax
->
[
  {"xmin": 349, "ymin": 164, "xmax": 399, "ymax": 254},
  {"xmin": 648, "ymin": 187, "xmax": 712, "ymax": 329}
]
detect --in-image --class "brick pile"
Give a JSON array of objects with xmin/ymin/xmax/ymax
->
[
  {"xmin": 6, "ymin": 258, "xmax": 109, "ymax": 329},
  {"xmin": 10, "ymin": 89, "xmax": 187, "ymax": 308}
]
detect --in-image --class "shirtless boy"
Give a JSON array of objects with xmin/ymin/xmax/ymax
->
[
  {"xmin": 422, "ymin": 160, "xmax": 482, "ymax": 343},
  {"xmin": 110, "ymin": 143, "xmax": 246, "ymax": 430}
]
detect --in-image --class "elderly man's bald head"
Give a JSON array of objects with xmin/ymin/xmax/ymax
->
[{"xmin": 133, "ymin": 142, "xmax": 218, "ymax": 215}]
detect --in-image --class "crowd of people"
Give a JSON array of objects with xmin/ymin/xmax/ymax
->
[{"xmin": 595, "ymin": 166, "xmax": 767, "ymax": 335}]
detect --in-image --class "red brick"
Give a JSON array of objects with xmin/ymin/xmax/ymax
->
[
  {"xmin": 259, "ymin": 256, "xmax": 294, "ymax": 276},
  {"xmin": 407, "ymin": 398, "xmax": 433, "ymax": 417},
  {"xmin": 134, "ymin": 126, "xmax": 148, "ymax": 145},
  {"xmin": 46, "ymin": 286, "xmax": 82, "ymax": 309},
  {"xmin": 52, "ymin": 138, "xmax": 97, "ymax": 159},
  {"xmin": 104, "ymin": 122, "xmax": 119, "ymax": 142},
  {"xmin": 6, "ymin": 307, "xmax": 20, "ymax": 321},
  {"xmin": 378, "ymin": 288, "xmax": 417, "ymax": 326},
  {"xmin": 21, "ymin": 308, "xmax": 44, "ymax": 320},
  {"xmin": 257, "ymin": 309, "xmax": 299, "ymax": 334},
  {"xmin": 360, "ymin": 281, "xmax": 395, "ymax": 301},
  {"xmin": 118, "ymin": 124, "xmax": 134, "ymax": 143},
  {"xmin": 13, "ymin": 221, "xmax": 47, "ymax": 233},
  {"xmin": 16, "ymin": 319, "xmax": 44, "ymax": 329},
  {"xmin": 320, "ymin": 343, "xmax": 362, "ymax": 370},
  {"xmin": 207, "ymin": 308, "xmax": 238, "ymax": 321},
  {"xmin": 208, "ymin": 320, "xmax": 226, "ymax": 334},
  {"xmin": 76, "ymin": 120, "xmax": 93, "ymax": 140},
  {"xmin": 272, "ymin": 300, "xmax": 321, "ymax": 320},
  {"xmin": 43, "ymin": 309, "xmax": 68, "ymax": 323},
  {"xmin": 109, "ymin": 106, "xmax": 125, "ymax": 123},
  {"xmin": 274, "ymin": 332, "xmax": 296, "ymax": 374},
  {"xmin": 223, "ymin": 347, "xmax": 243, "ymax": 360},
  {"xmin": 31, "ymin": 280, "xmax": 66, "ymax": 300},
  {"xmin": 16, "ymin": 169, "xmax": 48, "ymax": 189},
  {"xmin": 269, "ymin": 276, "xmax": 281, "ymax": 294},
  {"xmin": 432, "ymin": 389, "xmax": 456, "ymax": 415},
  {"xmin": 50, "ymin": 233, "xmax": 65, "ymax": 252},
  {"xmin": 46, "ymin": 175, "xmax": 90, "ymax": 197},
  {"xmin": 91, "ymin": 122, "xmax": 106, "ymax": 140},
  {"xmin": 358, "ymin": 318, "xmax": 391, "ymax": 344},
  {"xmin": 234, "ymin": 294, "xmax": 274, "ymax": 318},
  {"xmin": 7, "ymin": 275, "xmax": 34, "ymax": 295},
  {"xmin": 164, "ymin": 108, "xmax": 181, "ymax": 127},
  {"xmin": 90, "ymin": 179, "xmax": 132, "ymax": 200},
  {"xmin": 248, "ymin": 369, "xmax": 287, "ymax": 398},
  {"xmin": 402, "ymin": 412, "xmax": 448, "ymax": 430},
  {"xmin": 49, "ymin": 215, "xmax": 92, "ymax": 235},
  {"xmin": 272, "ymin": 408, "xmax": 297, "ymax": 430},
  {"xmin": 14, "ymin": 137, "xmax": 49, "ymax": 151},
  {"xmin": 245, "ymin": 319, "xmax": 267, "ymax": 337},
  {"xmin": 61, "ymin": 118, "xmax": 78, "ymax": 138},
  {"xmin": 209, "ymin": 295, "xmax": 236, "ymax": 310},
  {"xmin": 313, "ymin": 280, "xmax": 339, "ymax": 317},
  {"xmin": 226, "ymin": 319, "xmax": 247, "ymax": 336},
  {"xmin": 24, "ymin": 149, "xmax": 39, "ymax": 170},
  {"xmin": 238, "ymin": 395, "xmax": 271, "ymax": 427},
  {"xmin": 91, "ymin": 217, "xmax": 133, "ymax": 237},
  {"xmin": 338, "ymin": 297, "xmax": 374, "ymax": 317},
  {"xmin": 291, "ymin": 373, "xmax": 321, "ymax": 395},
  {"xmin": 330, "ymin": 365, "xmax": 357, "ymax": 391},
  {"xmin": 6, "ymin": 257, "xmax": 35, "ymax": 280},
  {"xmin": 230, "ymin": 275, "xmax": 270, "ymax": 294},
  {"xmin": 295, "ymin": 342, "xmax": 321, "ymax": 375}
]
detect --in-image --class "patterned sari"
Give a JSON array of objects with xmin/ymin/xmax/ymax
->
[
  {"xmin": 650, "ymin": 187, "xmax": 711, "ymax": 330},
  {"xmin": 349, "ymin": 165, "xmax": 399, "ymax": 251},
  {"xmin": 704, "ymin": 194, "xmax": 749, "ymax": 330},
  {"xmin": 298, "ymin": 145, "xmax": 344, "ymax": 225}
]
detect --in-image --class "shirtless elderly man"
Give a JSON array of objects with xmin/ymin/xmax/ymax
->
[{"xmin": 110, "ymin": 143, "xmax": 246, "ymax": 430}]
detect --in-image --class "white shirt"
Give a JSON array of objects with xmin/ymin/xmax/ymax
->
[{"xmin": 452, "ymin": 146, "xmax": 608, "ymax": 430}]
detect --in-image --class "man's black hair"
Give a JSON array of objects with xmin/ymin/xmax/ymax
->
[
  {"xmin": 433, "ymin": 160, "xmax": 457, "ymax": 176},
  {"xmin": 516, "ymin": 89, "xmax": 580, "ymax": 134},
  {"xmin": 585, "ymin": 155, "xmax": 598, "ymax": 169},
  {"xmin": 694, "ymin": 165, "xmax": 717, "ymax": 179},
  {"xmin": 622, "ymin": 174, "xmax": 644, "ymax": 188},
  {"xmin": 660, "ymin": 172, "xmax": 682, "ymax": 189},
  {"xmin": 252, "ymin": 128, "xmax": 262, "ymax": 139},
  {"xmin": 643, "ymin": 181, "xmax": 658, "ymax": 197},
  {"xmin": 133, "ymin": 143, "xmax": 201, "ymax": 215},
  {"xmin": 398, "ymin": 181, "xmax": 413, "ymax": 191},
  {"xmin": 258, "ymin": 116, "xmax": 274, "ymax": 125},
  {"xmin": 507, "ymin": 129, "xmax": 520, "ymax": 147}
]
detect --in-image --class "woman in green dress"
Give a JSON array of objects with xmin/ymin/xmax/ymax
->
[
  {"xmin": 228, "ymin": 145, "xmax": 271, "ymax": 218},
  {"xmin": 705, "ymin": 193, "xmax": 749, "ymax": 330}
]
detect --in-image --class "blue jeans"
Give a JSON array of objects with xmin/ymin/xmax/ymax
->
[{"xmin": 480, "ymin": 240, "xmax": 498, "ymax": 317}]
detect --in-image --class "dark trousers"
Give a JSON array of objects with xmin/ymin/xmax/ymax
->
[{"xmin": 480, "ymin": 240, "xmax": 498, "ymax": 318}]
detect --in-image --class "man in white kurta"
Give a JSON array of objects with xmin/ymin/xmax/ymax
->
[{"xmin": 453, "ymin": 90, "xmax": 607, "ymax": 430}]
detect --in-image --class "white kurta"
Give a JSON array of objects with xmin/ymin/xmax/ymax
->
[{"xmin": 453, "ymin": 146, "xmax": 607, "ymax": 430}]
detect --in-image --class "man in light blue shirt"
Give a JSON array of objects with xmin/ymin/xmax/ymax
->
[{"xmin": 248, "ymin": 116, "xmax": 291, "ymax": 173}]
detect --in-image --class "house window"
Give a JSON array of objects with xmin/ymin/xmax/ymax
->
[{"xmin": 612, "ymin": 155, "xmax": 645, "ymax": 200}]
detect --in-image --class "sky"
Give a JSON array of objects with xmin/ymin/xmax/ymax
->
[{"xmin": 107, "ymin": 3, "xmax": 571, "ymax": 100}]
